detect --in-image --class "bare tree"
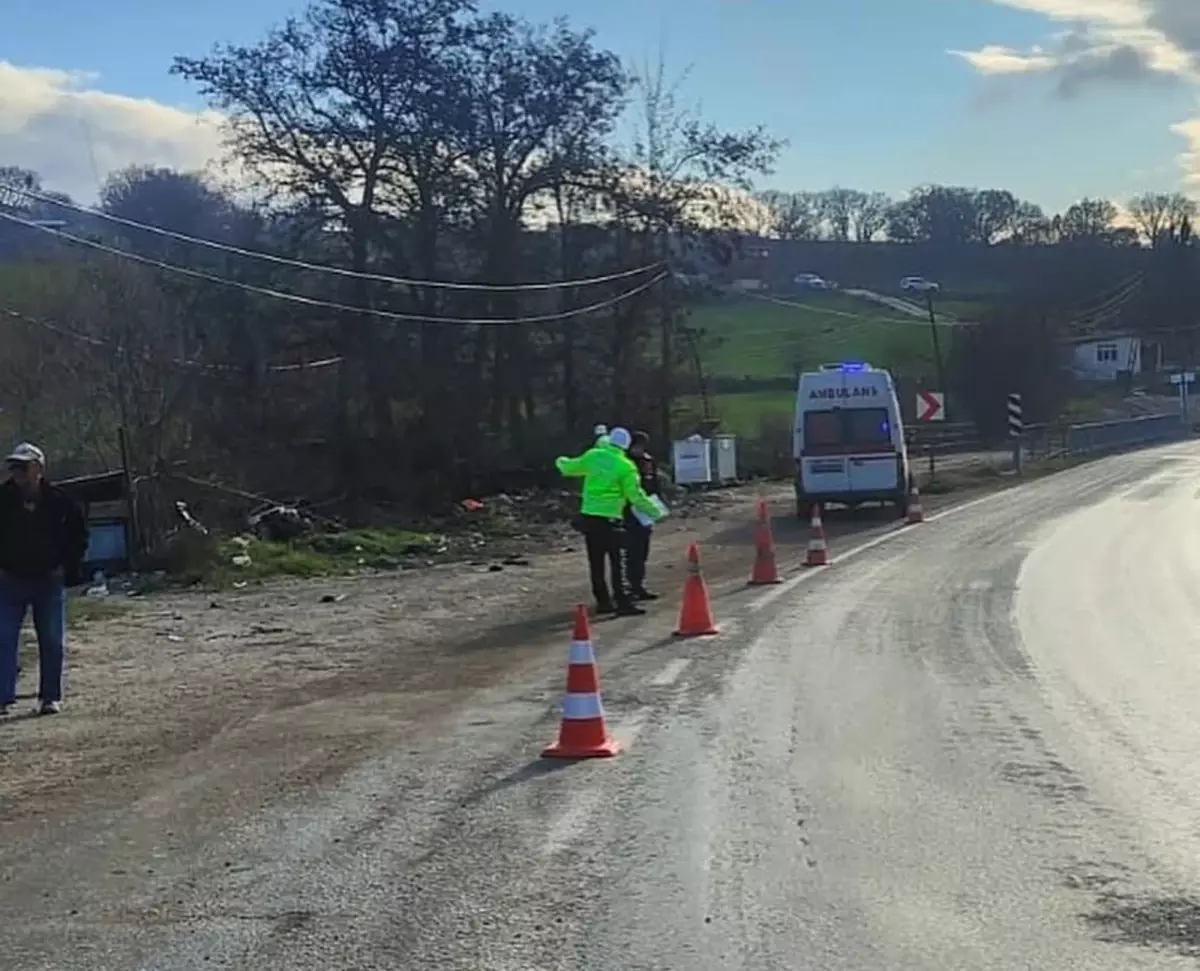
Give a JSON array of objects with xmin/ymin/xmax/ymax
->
[
  {"xmin": 1059, "ymin": 198, "xmax": 1120, "ymax": 242},
  {"xmin": 174, "ymin": 0, "xmax": 478, "ymax": 458},
  {"xmin": 758, "ymin": 190, "xmax": 822, "ymax": 240},
  {"xmin": 1128, "ymin": 192, "xmax": 1198, "ymax": 248},
  {"xmin": 815, "ymin": 187, "xmax": 858, "ymax": 242},
  {"xmin": 606, "ymin": 56, "xmax": 783, "ymax": 442},
  {"xmin": 852, "ymin": 191, "xmax": 891, "ymax": 242}
]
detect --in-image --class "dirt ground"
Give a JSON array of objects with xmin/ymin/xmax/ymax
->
[{"xmin": 0, "ymin": 463, "xmax": 1008, "ymax": 833}]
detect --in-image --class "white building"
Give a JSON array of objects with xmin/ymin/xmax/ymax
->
[{"xmin": 1061, "ymin": 333, "xmax": 1162, "ymax": 382}]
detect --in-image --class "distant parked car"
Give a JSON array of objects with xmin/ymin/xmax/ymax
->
[
  {"xmin": 900, "ymin": 276, "xmax": 940, "ymax": 293},
  {"xmin": 794, "ymin": 273, "xmax": 832, "ymax": 290}
]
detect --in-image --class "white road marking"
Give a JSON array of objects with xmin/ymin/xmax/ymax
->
[
  {"xmin": 541, "ymin": 787, "xmax": 604, "ymax": 856},
  {"xmin": 650, "ymin": 658, "xmax": 691, "ymax": 687},
  {"xmin": 538, "ymin": 715, "xmax": 645, "ymax": 857},
  {"xmin": 611, "ymin": 710, "xmax": 647, "ymax": 750}
]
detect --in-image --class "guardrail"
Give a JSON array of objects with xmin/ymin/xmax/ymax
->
[
  {"xmin": 1061, "ymin": 412, "xmax": 1188, "ymax": 455},
  {"xmin": 907, "ymin": 422, "xmax": 984, "ymax": 455},
  {"xmin": 908, "ymin": 412, "xmax": 1191, "ymax": 474}
]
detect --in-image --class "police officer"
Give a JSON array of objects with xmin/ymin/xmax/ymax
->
[{"xmin": 556, "ymin": 427, "xmax": 662, "ymax": 617}]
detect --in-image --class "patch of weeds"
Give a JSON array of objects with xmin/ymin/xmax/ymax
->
[
  {"xmin": 199, "ymin": 527, "xmax": 447, "ymax": 588},
  {"xmin": 67, "ymin": 596, "xmax": 129, "ymax": 625}
]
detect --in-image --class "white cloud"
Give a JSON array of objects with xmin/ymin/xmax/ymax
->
[
  {"xmin": 950, "ymin": 44, "xmax": 1057, "ymax": 74},
  {"xmin": 0, "ymin": 61, "xmax": 224, "ymax": 202},
  {"xmin": 955, "ymin": 0, "xmax": 1200, "ymax": 192},
  {"xmin": 1171, "ymin": 118, "xmax": 1200, "ymax": 189}
]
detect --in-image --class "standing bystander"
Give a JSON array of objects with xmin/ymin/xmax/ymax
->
[
  {"xmin": 623, "ymin": 430, "xmax": 662, "ymax": 601},
  {"xmin": 0, "ymin": 443, "xmax": 88, "ymax": 716}
]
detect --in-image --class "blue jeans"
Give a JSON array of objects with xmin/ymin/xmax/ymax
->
[{"xmin": 0, "ymin": 574, "xmax": 65, "ymax": 704}]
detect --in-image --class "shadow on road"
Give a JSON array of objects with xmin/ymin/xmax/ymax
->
[
  {"xmin": 459, "ymin": 756, "xmax": 578, "ymax": 807},
  {"xmin": 450, "ymin": 608, "xmax": 575, "ymax": 656},
  {"xmin": 1086, "ymin": 892, "xmax": 1200, "ymax": 959}
]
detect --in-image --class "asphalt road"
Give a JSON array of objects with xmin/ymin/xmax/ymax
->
[{"xmin": 11, "ymin": 443, "xmax": 1200, "ymax": 969}]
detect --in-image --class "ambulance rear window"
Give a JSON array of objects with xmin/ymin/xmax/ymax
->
[
  {"xmin": 803, "ymin": 411, "xmax": 841, "ymax": 447},
  {"xmin": 846, "ymin": 407, "xmax": 892, "ymax": 446},
  {"xmin": 802, "ymin": 407, "xmax": 893, "ymax": 453}
]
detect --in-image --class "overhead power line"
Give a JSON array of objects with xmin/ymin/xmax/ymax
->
[
  {"xmin": 10, "ymin": 185, "xmax": 664, "ymax": 292},
  {"xmin": 1064, "ymin": 274, "xmax": 1145, "ymax": 334},
  {"xmin": 0, "ymin": 306, "xmax": 343, "ymax": 373},
  {"xmin": 0, "ymin": 211, "xmax": 669, "ymax": 326}
]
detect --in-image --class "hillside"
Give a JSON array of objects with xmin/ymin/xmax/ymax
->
[
  {"xmin": 692, "ymin": 293, "xmax": 953, "ymax": 379},
  {"xmin": 680, "ymin": 293, "xmax": 956, "ymax": 437}
]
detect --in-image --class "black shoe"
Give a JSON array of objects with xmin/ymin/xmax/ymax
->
[
  {"xmin": 613, "ymin": 601, "xmax": 646, "ymax": 617},
  {"xmin": 631, "ymin": 588, "xmax": 659, "ymax": 601},
  {"xmin": 595, "ymin": 600, "xmax": 617, "ymax": 615}
]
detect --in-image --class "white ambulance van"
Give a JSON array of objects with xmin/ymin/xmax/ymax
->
[{"xmin": 793, "ymin": 361, "xmax": 911, "ymax": 518}]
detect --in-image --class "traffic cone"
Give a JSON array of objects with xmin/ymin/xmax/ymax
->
[
  {"xmin": 749, "ymin": 498, "xmax": 782, "ymax": 585},
  {"xmin": 543, "ymin": 605, "xmax": 620, "ymax": 759},
  {"xmin": 674, "ymin": 542, "xmax": 719, "ymax": 637},
  {"xmin": 805, "ymin": 504, "xmax": 830, "ymax": 567},
  {"xmin": 906, "ymin": 484, "xmax": 925, "ymax": 524}
]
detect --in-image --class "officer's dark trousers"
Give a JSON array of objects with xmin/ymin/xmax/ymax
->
[
  {"xmin": 580, "ymin": 515, "xmax": 626, "ymax": 607},
  {"xmin": 623, "ymin": 515, "xmax": 651, "ymax": 593}
]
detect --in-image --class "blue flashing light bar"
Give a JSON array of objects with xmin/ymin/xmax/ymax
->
[{"xmin": 838, "ymin": 361, "xmax": 869, "ymax": 372}]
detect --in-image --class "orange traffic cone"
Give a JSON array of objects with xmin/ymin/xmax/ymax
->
[
  {"xmin": 805, "ymin": 504, "xmax": 830, "ymax": 567},
  {"xmin": 906, "ymin": 484, "xmax": 925, "ymax": 524},
  {"xmin": 674, "ymin": 542, "xmax": 719, "ymax": 637},
  {"xmin": 543, "ymin": 605, "xmax": 620, "ymax": 759},
  {"xmin": 749, "ymin": 498, "xmax": 781, "ymax": 585}
]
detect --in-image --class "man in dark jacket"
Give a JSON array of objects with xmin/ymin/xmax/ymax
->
[
  {"xmin": 0, "ymin": 443, "xmax": 88, "ymax": 716},
  {"xmin": 622, "ymin": 430, "xmax": 662, "ymax": 601}
]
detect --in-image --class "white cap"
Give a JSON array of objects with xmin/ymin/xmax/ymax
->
[
  {"xmin": 6, "ymin": 442, "xmax": 45, "ymax": 466},
  {"xmin": 608, "ymin": 427, "xmax": 632, "ymax": 450}
]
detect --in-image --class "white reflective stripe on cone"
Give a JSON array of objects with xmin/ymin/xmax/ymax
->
[
  {"xmin": 567, "ymin": 640, "xmax": 595, "ymax": 664},
  {"xmin": 561, "ymin": 692, "xmax": 604, "ymax": 719}
]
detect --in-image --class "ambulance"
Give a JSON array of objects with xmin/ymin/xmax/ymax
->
[{"xmin": 792, "ymin": 361, "xmax": 911, "ymax": 518}]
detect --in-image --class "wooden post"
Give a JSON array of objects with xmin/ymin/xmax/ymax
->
[{"xmin": 117, "ymin": 427, "xmax": 140, "ymax": 570}]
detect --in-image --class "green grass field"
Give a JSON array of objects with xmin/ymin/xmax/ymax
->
[
  {"xmin": 930, "ymin": 299, "xmax": 991, "ymax": 320},
  {"xmin": 690, "ymin": 295, "xmax": 954, "ymax": 381},
  {"xmin": 677, "ymin": 390, "xmax": 794, "ymax": 437},
  {"xmin": 676, "ymin": 294, "xmax": 962, "ymax": 439}
]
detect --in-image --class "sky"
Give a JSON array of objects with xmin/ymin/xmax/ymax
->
[{"xmin": 1, "ymin": 0, "xmax": 1198, "ymax": 212}]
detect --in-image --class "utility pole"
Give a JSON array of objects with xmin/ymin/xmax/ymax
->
[
  {"xmin": 658, "ymin": 267, "xmax": 675, "ymax": 449},
  {"xmin": 925, "ymin": 292, "xmax": 946, "ymax": 400}
]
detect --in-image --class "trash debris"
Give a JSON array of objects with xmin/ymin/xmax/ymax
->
[
  {"xmin": 174, "ymin": 500, "xmax": 208, "ymax": 535},
  {"xmin": 247, "ymin": 505, "xmax": 310, "ymax": 542},
  {"xmin": 85, "ymin": 570, "xmax": 109, "ymax": 598}
]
